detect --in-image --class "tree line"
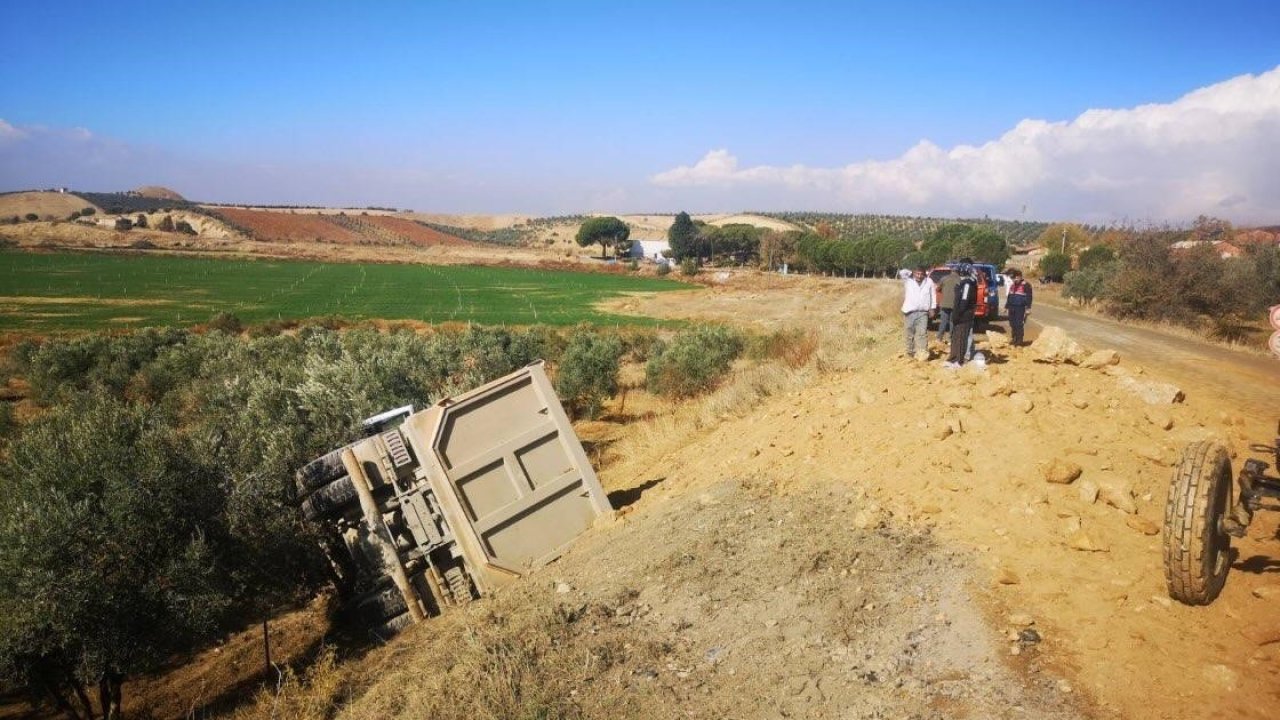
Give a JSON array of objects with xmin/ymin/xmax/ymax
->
[{"xmin": 1058, "ymin": 217, "xmax": 1279, "ymax": 338}]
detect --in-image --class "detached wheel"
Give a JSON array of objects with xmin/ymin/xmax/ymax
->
[
  {"xmin": 301, "ymin": 476, "xmax": 360, "ymax": 521},
  {"xmin": 1163, "ymin": 441, "xmax": 1233, "ymax": 605}
]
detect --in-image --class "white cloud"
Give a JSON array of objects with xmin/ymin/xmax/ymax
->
[
  {"xmin": 0, "ymin": 119, "xmax": 28, "ymax": 143},
  {"xmin": 651, "ymin": 66, "xmax": 1280, "ymax": 224}
]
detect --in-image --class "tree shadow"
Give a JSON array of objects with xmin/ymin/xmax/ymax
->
[{"xmin": 608, "ymin": 476, "xmax": 666, "ymax": 510}]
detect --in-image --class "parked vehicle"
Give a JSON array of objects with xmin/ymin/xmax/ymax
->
[
  {"xmin": 1163, "ymin": 421, "xmax": 1280, "ymax": 605},
  {"xmin": 295, "ymin": 361, "xmax": 612, "ymax": 636},
  {"xmin": 930, "ymin": 261, "xmax": 1002, "ymax": 321}
]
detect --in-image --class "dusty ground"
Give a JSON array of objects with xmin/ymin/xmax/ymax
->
[{"xmin": 596, "ymin": 274, "xmax": 1280, "ymax": 720}]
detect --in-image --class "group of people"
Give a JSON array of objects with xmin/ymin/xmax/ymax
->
[{"xmin": 900, "ymin": 259, "xmax": 1034, "ymax": 368}]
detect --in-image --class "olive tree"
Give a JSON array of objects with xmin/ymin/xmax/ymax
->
[{"xmin": 0, "ymin": 396, "xmax": 230, "ymax": 719}]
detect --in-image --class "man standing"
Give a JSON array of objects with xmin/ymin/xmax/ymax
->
[
  {"xmin": 1005, "ymin": 268, "xmax": 1034, "ymax": 346},
  {"xmin": 944, "ymin": 262, "xmax": 978, "ymax": 369},
  {"xmin": 901, "ymin": 265, "xmax": 936, "ymax": 360},
  {"xmin": 936, "ymin": 266, "xmax": 959, "ymax": 344}
]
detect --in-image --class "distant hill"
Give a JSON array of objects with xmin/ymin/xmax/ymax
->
[
  {"xmin": 133, "ymin": 186, "xmax": 186, "ymax": 201},
  {"xmin": 0, "ymin": 191, "xmax": 99, "ymax": 220},
  {"xmin": 72, "ymin": 191, "xmax": 194, "ymax": 214}
]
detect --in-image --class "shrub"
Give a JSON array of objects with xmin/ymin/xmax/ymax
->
[
  {"xmin": 627, "ymin": 258, "xmax": 640, "ymax": 272},
  {"xmin": 1038, "ymin": 251, "xmax": 1071, "ymax": 282},
  {"xmin": 158, "ymin": 215, "xmax": 176, "ymax": 232},
  {"xmin": 23, "ymin": 213, "xmax": 38, "ymax": 222},
  {"xmin": 656, "ymin": 262, "xmax": 671, "ymax": 277},
  {"xmin": 175, "ymin": 220, "xmax": 197, "ymax": 235},
  {"xmin": 135, "ymin": 214, "xmax": 149, "ymax": 229},
  {"xmin": 1063, "ymin": 261, "xmax": 1119, "ymax": 302},
  {"xmin": 80, "ymin": 207, "xmax": 95, "ymax": 216},
  {"xmin": 679, "ymin": 258, "xmax": 699, "ymax": 276},
  {"xmin": 646, "ymin": 325, "xmax": 744, "ymax": 398},
  {"xmin": 114, "ymin": 218, "xmax": 133, "ymax": 231},
  {"xmin": 207, "ymin": 312, "xmax": 244, "ymax": 335},
  {"xmin": 554, "ymin": 328, "xmax": 623, "ymax": 419},
  {"xmin": 1077, "ymin": 244, "xmax": 1115, "ymax": 269}
]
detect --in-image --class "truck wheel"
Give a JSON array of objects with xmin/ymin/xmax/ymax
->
[
  {"xmin": 296, "ymin": 447, "xmax": 350, "ymax": 496},
  {"xmin": 301, "ymin": 476, "xmax": 359, "ymax": 521},
  {"xmin": 353, "ymin": 586, "xmax": 409, "ymax": 624},
  {"xmin": 369, "ymin": 611, "xmax": 414, "ymax": 640},
  {"xmin": 1163, "ymin": 441, "xmax": 1233, "ymax": 605}
]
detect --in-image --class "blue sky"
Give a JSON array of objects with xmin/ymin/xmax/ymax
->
[{"xmin": 2, "ymin": 1, "xmax": 1279, "ymax": 221}]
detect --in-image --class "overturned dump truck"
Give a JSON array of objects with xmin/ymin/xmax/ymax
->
[{"xmin": 294, "ymin": 361, "xmax": 612, "ymax": 637}]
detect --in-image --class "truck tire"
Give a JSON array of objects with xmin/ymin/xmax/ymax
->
[
  {"xmin": 353, "ymin": 586, "xmax": 409, "ymax": 624},
  {"xmin": 296, "ymin": 447, "xmax": 350, "ymax": 496},
  {"xmin": 1163, "ymin": 441, "xmax": 1233, "ymax": 605},
  {"xmin": 301, "ymin": 475, "xmax": 359, "ymax": 521},
  {"xmin": 369, "ymin": 611, "xmax": 414, "ymax": 640}
]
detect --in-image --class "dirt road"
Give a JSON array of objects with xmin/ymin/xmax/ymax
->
[{"xmin": 1028, "ymin": 298, "xmax": 1278, "ymax": 430}]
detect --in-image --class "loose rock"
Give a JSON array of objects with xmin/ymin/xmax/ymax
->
[
  {"xmin": 1081, "ymin": 349, "xmax": 1121, "ymax": 369},
  {"xmin": 1032, "ymin": 326, "xmax": 1087, "ymax": 364},
  {"xmin": 1077, "ymin": 479, "xmax": 1100, "ymax": 504},
  {"xmin": 1144, "ymin": 409, "xmax": 1174, "ymax": 430},
  {"xmin": 1124, "ymin": 515, "xmax": 1161, "ymax": 536},
  {"xmin": 1136, "ymin": 446, "xmax": 1174, "ymax": 466},
  {"xmin": 1099, "ymin": 480, "xmax": 1138, "ymax": 514},
  {"xmin": 1043, "ymin": 459, "xmax": 1084, "ymax": 485},
  {"xmin": 1116, "ymin": 373, "xmax": 1185, "ymax": 405},
  {"xmin": 1067, "ymin": 530, "xmax": 1108, "ymax": 552},
  {"xmin": 1009, "ymin": 393, "xmax": 1035, "ymax": 414}
]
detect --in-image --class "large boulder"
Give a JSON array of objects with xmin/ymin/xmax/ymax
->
[{"xmin": 1032, "ymin": 326, "xmax": 1086, "ymax": 364}]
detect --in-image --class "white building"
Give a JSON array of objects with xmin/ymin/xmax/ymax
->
[{"xmin": 628, "ymin": 238, "xmax": 671, "ymax": 261}]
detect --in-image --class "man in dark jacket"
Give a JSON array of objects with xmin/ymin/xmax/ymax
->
[
  {"xmin": 936, "ymin": 267, "xmax": 959, "ymax": 344},
  {"xmin": 1005, "ymin": 268, "xmax": 1033, "ymax": 346},
  {"xmin": 944, "ymin": 261, "xmax": 978, "ymax": 368}
]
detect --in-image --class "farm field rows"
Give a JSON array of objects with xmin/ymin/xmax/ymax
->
[{"xmin": 0, "ymin": 251, "xmax": 688, "ymax": 330}]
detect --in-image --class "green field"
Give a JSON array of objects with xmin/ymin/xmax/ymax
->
[{"xmin": 0, "ymin": 251, "xmax": 690, "ymax": 331}]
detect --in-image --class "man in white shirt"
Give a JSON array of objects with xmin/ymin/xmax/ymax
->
[{"xmin": 901, "ymin": 265, "xmax": 936, "ymax": 360}]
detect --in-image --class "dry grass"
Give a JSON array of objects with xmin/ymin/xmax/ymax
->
[{"xmin": 611, "ymin": 308, "xmax": 896, "ymax": 472}]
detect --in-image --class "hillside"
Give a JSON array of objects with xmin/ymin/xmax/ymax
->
[
  {"xmin": 202, "ymin": 208, "xmax": 470, "ymax": 247},
  {"xmin": 0, "ymin": 191, "xmax": 97, "ymax": 220}
]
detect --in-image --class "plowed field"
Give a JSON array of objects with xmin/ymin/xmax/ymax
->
[{"xmin": 207, "ymin": 208, "xmax": 469, "ymax": 246}]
